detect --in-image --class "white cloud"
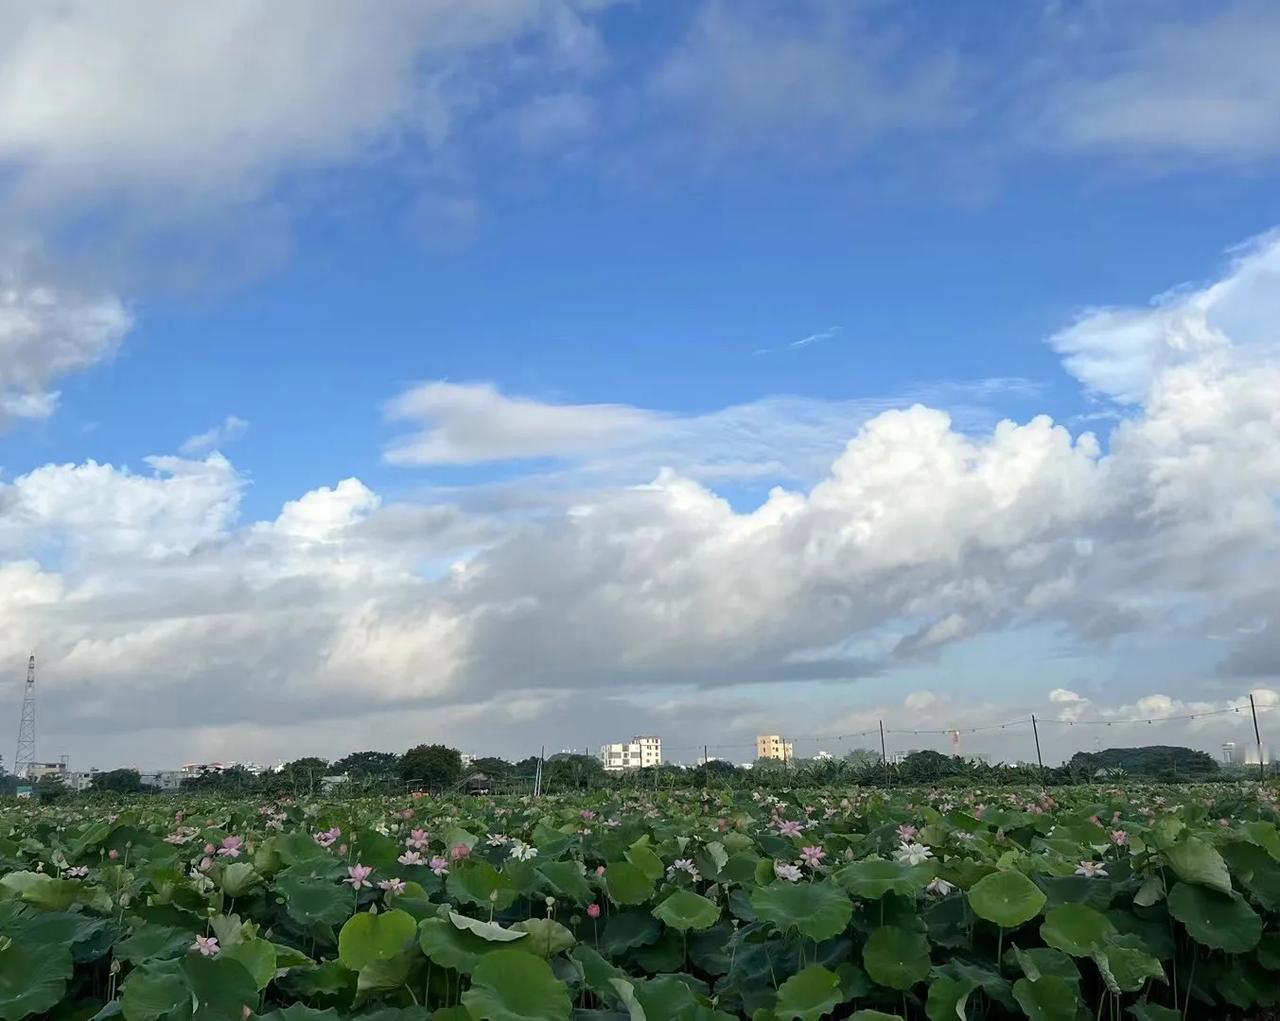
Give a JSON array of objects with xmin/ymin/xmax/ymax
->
[
  {"xmin": 0, "ymin": 249, "xmax": 131, "ymax": 424},
  {"xmin": 1042, "ymin": 1, "xmax": 1280, "ymax": 162},
  {"xmin": 383, "ymin": 381, "xmax": 660, "ymax": 465},
  {"xmin": 179, "ymin": 416, "xmax": 249, "ymax": 457},
  {"xmin": 4, "ymin": 232, "xmax": 1280, "ymax": 767}
]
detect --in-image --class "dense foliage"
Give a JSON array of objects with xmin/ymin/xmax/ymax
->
[{"xmin": 1, "ymin": 782, "xmax": 1278, "ymax": 1020}]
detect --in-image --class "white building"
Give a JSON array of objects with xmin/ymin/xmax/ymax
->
[
  {"xmin": 600, "ymin": 735, "xmax": 662, "ymax": 771},
  {"xmin": 140, "ymin": 770, "xmax": 184, "ymax": 792}
]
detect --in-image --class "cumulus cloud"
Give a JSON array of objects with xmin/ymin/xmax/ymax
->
[
  {"xmin": 0, "ymin": 250, "xmax": 131, "ymax": 424},
  {"xmin": 5, "ymin": 233, "xmax": 1280, "ymax": 767}
]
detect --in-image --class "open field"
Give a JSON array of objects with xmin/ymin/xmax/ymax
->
[{"xmin": 1, "ymin": 783, "xmax": 1279, "ymax": 1020}]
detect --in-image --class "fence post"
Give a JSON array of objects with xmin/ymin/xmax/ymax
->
[
  {"xmin": 879, "ymin": 720, "xmax": 890, "ymax": 791},
  {"xmin": 1031, "ymin": 715, "xmax": 1044, "ymax": 778},
  {"xmin": 1251, "ymin": 694, "xmax": 1265, "ymax": 781}
]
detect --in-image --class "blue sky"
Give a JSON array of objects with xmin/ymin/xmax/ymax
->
[{"xmin": 1, "ymin": 1, "xmax": 1279, "ymax": 766}]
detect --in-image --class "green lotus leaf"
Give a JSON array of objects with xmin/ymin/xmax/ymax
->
[
  {"xmin": 1040, "ymin": 903, "xmax": 1116, "ymax": 957},
  {"xmin": 276, "ymin": 873, "xmax": 353, "ymax": 938},
  {"xmin": 536, "ymin": 861, "xmax": 593, "ymax": 904},
  {"xmin": 217, "ymin": 862, "xmax": 261, "ymax": 899},
  {"xmin": 1243, "ymin": 821, "xmax": 1280, "ymax": 862},
  {"xmin": 967, "ymin": 870, "xmax": 1046, "ymax": 928},
  {"xmin": 221, "ymin": 936, "xmax": 277, "ymax": 991},
  {"xmin": 448, "ymin": 861, "xmax": 518, "ymax": 910},
  {"xmin": 1126, "ymin": 1004, "xmax": 1182, "ymax": 1021},
  {"xmin": 1163, "ymin": 837, "xmax": 1232, "ymax": 895},
  {"xmin": 462, "ymin": 949, "xmax": 572, "ymax": 1021},
  {"xmin": 0, "ymin": 871, "xmax": 81, "ymax": 911},
  {"xmin": 600, "ymin": 909, "xmax": 662, "ymax": 955},
  {"xmin": 117, "ymin": 922, "xmax": 195, "ymax": 964},
  {"xmin": 849, "ymin": 1014, "xmax": 904, "ymax": 1021},
  {"xmin": 0, "ymin": 937, "xmax": 74, "ymax": 1019},
  {"xmin": 751, "ymin": 880, "xmax": 853, "ymax": 941},
  {"xmin": 1093, "ymin": 933, "xmax": 1164, "ymax": 995},
  {"xmin": 183, "ymin": 952, "xmax": 258, "ymax": 1021},
  {"xmin": 337, "ymin": 909, "xmax": 417, "ymax": 973},
  {"xmin": 510, "ymin": 918, "xmax": 576, "ymax": 957},
  {"xmin": 569, "ymin": 944, "xmax": 627, "ymax": 999},
  {"xmin": 1012, "ymin": 975, "xmax": 1076, "ymax": 1021},
  {"xmin": 604, "ymin": 861, "xmax": 656, "ymax": 906},
  {"xmin": 1166, "ymin": 882, "xmax": 1262, "ymax": 953},
  {"xmin": 862, "ymin": 925, "xmax": 931, "ymax": 990},
  {"xmin": 652, "ymin": 890, "xmax": 721, "ymax": 932},
  {"xmin": 774, "ymin": 965, "xmax": 842, "ymax": 1021},
  {"xmin": 354, "ymin": 952, "xmax": 416, "ymax": 999},
  {"xmin": 120, "ymin": 957, "xmax": 187, "ymax": 1021},
  {"xmin": 836, "ymin": 857, "xmax": 932, "ymax": 899},
  {"xmin": 449, "ymin": 912, "xmax": 528, "ymax": 942},
  {"xmin": 256, "ymin": 1005, "xmax": 341, "ymax": 1021},
  {"xmin": 624, "ymin": 840, "xmax": 665, "ymax": 882},
  {"xmin": 419, "ymin": 917, "xmax": 511, "ymax": 973},
  {"xmin": 925, "ymin": 975, "xmax": 977, "ymax": 1021}
]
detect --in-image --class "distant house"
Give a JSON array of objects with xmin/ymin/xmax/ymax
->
[
  {"xmin": 320, "ymin": 774, "xmax": 350, "ymax": 792},
  {"xmin": 463, "ymin": 772, "xmax": 492, "ymax": 795}
]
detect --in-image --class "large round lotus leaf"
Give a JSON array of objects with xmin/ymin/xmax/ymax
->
[
  {"xmin": 449, "ymin": 912, "xmax": 528, "ymax": 943},
  {"xmin": 751, "ymin": 881, "xmax": 853, "ymax": 941},
  {"xmin": 462, "ymin": 949, "xmax": 572, "ymax": 1021},
  {"xmin": 182, "ymin": 953, "xmax": 258, "ymax": 1021},
  {"xmin": 276, "ymin": 873, "xmax": 354, "ymax": 935},
  {"xmin": 862, "ymin": 925, "xmax": 931, "ymax": 990},
  {"xmin": 221, "ymin": 936, "xmax": 278, "ymax": 991},
  {"xmin": 604, "ymin": 861, "xmax": 656, "ymax": 906},
  {"xmin": 511, "ymin": 918, "xmax": 576, "ymax": 957},
  {"xmin": 1040, "ymin": 903, "xmax": 1116, "ymax": 957},
  {"xmin": 1092, "ymin": 934, "xmax": 1164, "ymax": 994},
  {"xmin": 536, "ymin": 862, "xmax": 592, "ymax": 905},
  {"xmin": 337, "ymin": 909, "xmax": 417, "ymax": 972},
  {"xmin": 774, "ymin": 964, "xmax": 842, "ymax": 1021},
  {"xmin": 967, "ymin": 871, "xmax": 1046, "ymax": 928},
  {"xmin": 837, "ymin": 858, "xmax": 932, "ymax": 899},
  {"xmin": 1011, "ymin": 976, "xmax": 1076, "ymax": 1021},
  {"xmin": 218, "ymin": 862, "xmax": 262, "ymax": 899},
  {"xmin": 0, "ymin": 939, "xmax": 73, "ymax": 1019},
  {"xmin": 0, "ymin": 871, "xmax": 81, "ymax": 911},
  {"xmin": 569, "ymin": 945, "xmax": 626, "ymax": 998},
  {"xmin": 120, "ymin": 957, "xmax": 187, "ymax": 1021},
  {"xmin": 448, "ymin": 862, "xmax": 517, "ymax": 910},
  {"xmin": 600, "ymin": 909, "xmax": 662, "ymax": 955},
  {"xmin": 925, "ymin": 975, "xmax": 977, "ymax": 1021},
  {"xmin": 624, "ymin": 841, "xmax": 665, "ymax": 882},
  {"xmin": 1163, "ymin": 837, "xmax": 1232, "ymax": 895},
  {"xmin": 850, "ymin": 1014, "xmax": 904, "ymax": 1021},
  {"xmin": 651, "ymin": 890, "xmax": 721, "ymax": 932},
  {"xmin": 1166, "ymin": 882, "xmax": 1262, "ymax": 953},
  {"xmin": 117, "ymin": 923, "xmax": 196, "ymax": 964},
  {"xmin": 419, "ymin": 917, "xmax": 515, "ymax": 973}
]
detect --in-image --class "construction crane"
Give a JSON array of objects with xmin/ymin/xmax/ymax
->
[{"xmin": 15, "ymin": 655, "xmax": 35, "ymax": 779}]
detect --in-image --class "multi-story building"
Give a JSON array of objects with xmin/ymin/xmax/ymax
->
[
  {"xmin": 600, "ymin": 735, "xmax": 662, "ymax": 771},
  {"xmin": 756, "ymin": 735, "xmax": 794, "ymax": 762},
  {"xmin": 22, "ymin": 761, "xmax": 68, "ymax": 782},
  {"xmin": 140, "ymin": 770, "xmax": 184, "ymax": 792}
]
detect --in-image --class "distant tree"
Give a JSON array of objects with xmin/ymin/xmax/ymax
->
[
  {"xmin": 843, "ymin": 748, "xmax": 883, "ymax": 769},
  {"xmin": 399, "ymin": 744, "xmax": 463, "ymax": 790},
  {"xmin": 332, "ymin": 751, "xmax": 399, "ymax": 777},
  {"xmin": 513, "ymin": 756, "xmax": 542, "ymax": 777},
  {"xmin": 468, "ymin": 756, "xmax": 514, "ymax": 778},
  {"xmin": 701, "ymin": 759, "xmax": 739, "ymax": 780},
  {"xmin": 898, "ymin": 750, "xmax": 964, "ymax": 783},
  {"xmin": 90, "ymin": 768, "xmax": 143, "ymax": 794},
  {"xmin": 1067, "ymin": 746, "xmax": 1218, "ymax": 780},
  {"xmin": 35, "ymin": 774, "xmax": 70, "ymax": 803},
  {"xmin": 544, "ymin": 753, "xmax": 604, "ymax": 790}
]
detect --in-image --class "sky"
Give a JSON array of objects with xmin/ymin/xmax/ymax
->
[{"xmin": 1, "ymin": 0, "xmax": 1279, "ymax": 770}]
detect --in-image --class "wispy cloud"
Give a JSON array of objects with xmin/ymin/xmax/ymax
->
[
  {"xmin": 180, "ymin": 415, "xmax": 248, "ymax": 456},
  {"xmin": 755, "ymin": 325, "xmax": 842, "ymax": 355}
]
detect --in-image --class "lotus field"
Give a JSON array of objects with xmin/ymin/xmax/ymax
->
[{"xmin": 2, "ymin": 784, "xmax": 1279, "ymax": 1021}]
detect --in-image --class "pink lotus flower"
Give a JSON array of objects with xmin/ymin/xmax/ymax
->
[
  {"xmin": 345, "ymin": 864, "xmax": 374, "ymax": 890},
  {"xmin": 429, "ymin": 856, "xmax": 450, "ymax": 876},
  {"xmin": 799, "ymin": 845, "xmax": 826, "ymax": 867},
  {"xmin": 774, "ymin": 861, "xmax": 803, "ymax": 883},
  {"xmin": 198, "ymin": 856, "xmax": 214, "ymax": 872},
  {"xmin": 400, "ymin": 808, "xmax": 415, "ymax": 819},
  {"xmin": 108, "ymin": 849, "xmax": 119, "ymax": 861},
  {"xmin": 192, "ymin": 935, "xmax": 220, "ymax": 957},
  {"xmin": 587, "ymin": 903, "xmax": 601, "ymax": 919},
  {"xmin": 378, "ymin": 878, "xmax": 406, "ymax": 894},
  {"xmin": 776, "ymin": 820, "xmax": 805, "ymax": 837},
  {"xmin": 66, "ymin": 865, "xmax": 89, "ymax": 878},
  {"xmin": 314, "ymin": 827, "xmax": 341, "ymax": 848},
  {"xmin": 397, "ymin": 850, "xmax": 424, "ymax": 866},
  {"xmin": 451, "ymin": 843, "xmax": 470, "ymax": 861},
  {"xmin": 203, "ymin": 843, "xmax": 216, "ymax": 855},
  {"xmin": 406, "ymin": 829, "xmax": 430, "ymax": 851},
  {"xmin": 896, "ymin": 824, "xmax": 918, "ymax": 841},
  {"xmin": 217, "ymin": 836, "xmax": 244, "ymax": 859},
  {"xmin": 1110, "ymin": 830, "xmax": 1129, "ymax": 846},
  {"xmin": 596, "ymin": 865, "xmax": 606, "ymax": 876}
]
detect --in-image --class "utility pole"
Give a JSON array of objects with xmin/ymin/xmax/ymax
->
[
  {"xmin": 15, "ymin": 655, "xmax": 36, "ymax": 779},
  {"xmin": 703, "ymin": 745, "xmax": 709, "ymax": 788},
  {"xmin": 879, "ymin": 720, "xmax": 889, "ymax": 791},
  {"xmin": 1250, "ymin": 695, "xmax": 1265, "ymax": 781},
  {"xmin": 1031, "ymin": 714, "xmax": 1044, "ymax": 777}
]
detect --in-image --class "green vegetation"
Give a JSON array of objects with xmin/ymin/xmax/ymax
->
[{"xmin": 1, "ymin": 779, "xmax": 1278, "ymax": 1019}]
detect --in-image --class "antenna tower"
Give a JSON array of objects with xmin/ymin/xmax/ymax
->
[{"xmin": 15, "ymin": 655, "xmax": 35, "ymax": 778}]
